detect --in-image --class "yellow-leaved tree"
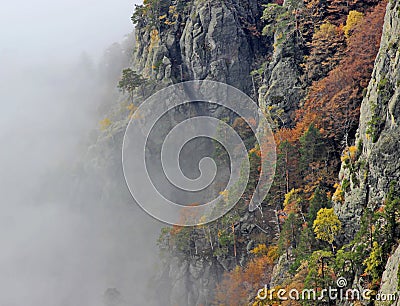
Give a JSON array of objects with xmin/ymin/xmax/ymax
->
[
  {"xmin": 313, "ymin": 208, "xmax": 341, "ymax": 253},
  {"xmin": 343, "ymin": 10, "xmax": 364, "ymax": 38},
  {"xmin": 363, "ymin": 241, "xmax": 383, "ymax": 283}
]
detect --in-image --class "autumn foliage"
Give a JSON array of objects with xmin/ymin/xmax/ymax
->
[
  {"xmin": 298, "ymin": 2, "xmax": 387, "ymax": 143},
  {"xmin": 213, "ymin": 246, "xmax": 278, "ymax": 305},
  {"xmin": 253, "ymin": 2, "xmax": 387, "ymax": 302},
  {"xmin": 270, "ymin": 2, "xmax": 386, "ymax": 201},
  {"xmin": 154, "ymin": 1, "xmax": 389, "ymax": 303}
]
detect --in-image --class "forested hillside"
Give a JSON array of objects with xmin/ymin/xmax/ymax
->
[{"xmin": 92, "ymin": 0, "xmax": 400, "ymax": 305}]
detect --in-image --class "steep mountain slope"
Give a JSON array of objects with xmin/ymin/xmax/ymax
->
[
  {"xmin": 334, "ymin": 1, "xmax": 400, "ymax": 303},
  {"xmin": 129, "ymin": 2, "xmax": 275, "ymax": 304},
  {"xmin": 335, "ymin": 0, "xmax": 400, "ymax": 243},
  {"xmin": 87, "ymin": 0, "xmax": 400, "ymax": 305}
]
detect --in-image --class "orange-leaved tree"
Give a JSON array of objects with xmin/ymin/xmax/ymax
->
[{"xmin": 297, "ymin": 1, "xmax": 387, "ymax": 145}]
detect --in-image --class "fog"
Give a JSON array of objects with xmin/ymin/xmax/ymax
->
[{"xmin": 0, "ymin": 1, "xmax": 163, "ymax": 305}]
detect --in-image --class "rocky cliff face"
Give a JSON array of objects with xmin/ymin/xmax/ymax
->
[
  {"xmin": 83, "ymin": 0, "xmax": 400, "ymax": 304},
  {"xmin": 133, "ymin": 0, "xmax": 268, "ymax": 93},
  {"xmin": 129, "ymin": 0, "xmax": 399, "ymax": 304},
  {"xmin": 129, "ymin": 1, "xmax": 280, "ymax": 305},
  {"xmin": 258, "ymin": 1, "xmax": 306, "ymax": 126},
  {"xmin": 334, "ymin": 0, "xmax": 400, "ymax": 244},
  {"xmin": 377, "ymin": 244, "xmax": 400, "ymax": 306}
]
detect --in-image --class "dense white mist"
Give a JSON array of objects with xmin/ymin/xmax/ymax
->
[{"xmin": 0, "ymin": 1, "xmax": 163, "ymax": 305}]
